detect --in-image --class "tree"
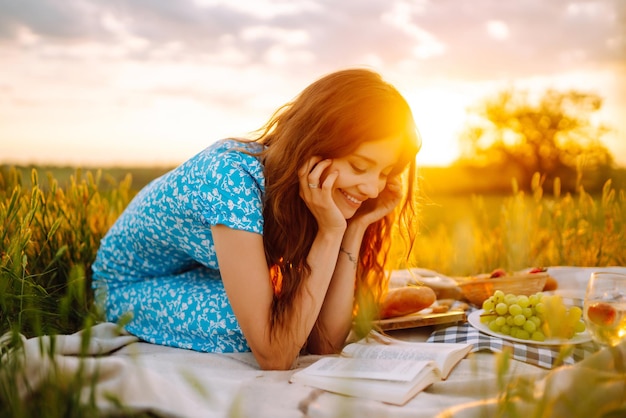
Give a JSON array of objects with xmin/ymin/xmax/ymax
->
[{"xmin": 458, "ymin": 88, "xmax": 614, "ymax": 193}]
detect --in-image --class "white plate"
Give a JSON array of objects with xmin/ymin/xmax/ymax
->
[
  {"xmin": 467, "ymin": 310, "xmax": 592, "ymax": 346},
  {"xmin": 389, "ymin": 268, "xmax": 458, "ymax": 289},
  {"xmin": 542, "ymin": 290, "xmax": 585, "ymax": 307}
]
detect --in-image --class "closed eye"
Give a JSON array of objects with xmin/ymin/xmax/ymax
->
[{"xmin": 350, "ymin": 163, "xmax": 367, "ymax": 174}]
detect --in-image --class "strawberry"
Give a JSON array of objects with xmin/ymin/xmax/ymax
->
[
  {"xmin": 529, "ymin": 267, "xmax": 547, "ymax": 274},
  {"xmin": 587, "ymin": 302, "xmax": 616, "ymax": 326},
  {"xmin": 490, "ymin": 268, "xmax": 507, "ymax": 278}
]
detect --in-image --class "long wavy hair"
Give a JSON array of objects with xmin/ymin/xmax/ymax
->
[{"xmin": 244, "ymin": 68, "xmax": 421, "ymax": 341}]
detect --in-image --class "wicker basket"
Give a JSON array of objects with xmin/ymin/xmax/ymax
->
[{"xmin": 458, "ymin": 272, "xmax": 549, "ymax": 306}]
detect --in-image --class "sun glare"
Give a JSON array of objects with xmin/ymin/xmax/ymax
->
[{"xmin": 405, "ymin": 87, "xmax": 477, "ymax": 166}]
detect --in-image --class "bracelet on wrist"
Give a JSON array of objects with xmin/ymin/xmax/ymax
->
[{"xmin": 339, "ymin": 246, "xmax": 358, "ymax": 269}]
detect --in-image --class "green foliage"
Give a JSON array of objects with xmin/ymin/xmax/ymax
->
[
  {"xmin": 0, "ymin": 166, "xmax": 134, "ymax": 337},
  {"xmin": 1, "ymin": 165, "xmax": 624, "ymax": 417},
  {"xmin": 403, "ymin": 173, "xmax": 626, "ymax": 276},
  {"xmin": 0, "ymin": 166, "xmax": 138, "ymax": 418},
  {"xmin": 459, "ymin": 88, "xmax": 614, "ymax": 193}
]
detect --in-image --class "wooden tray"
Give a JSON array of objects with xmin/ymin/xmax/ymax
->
[{"xmin": 373, "ymin": 310, "xmax": 467, "ymax": 331}]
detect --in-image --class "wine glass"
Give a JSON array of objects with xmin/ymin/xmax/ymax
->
[{"xmin": 583, "ymin": 272, "xmax": 626, "ymax": 347}]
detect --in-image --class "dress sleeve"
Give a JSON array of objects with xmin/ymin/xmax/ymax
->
[{"xmin": 199, "ymin": 145, "xmax": 264, "ymax": 235}]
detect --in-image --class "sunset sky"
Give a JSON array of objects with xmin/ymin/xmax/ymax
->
[{"xmin": 1, "ymin": 0, "xmax": 624, "ymax": 167}]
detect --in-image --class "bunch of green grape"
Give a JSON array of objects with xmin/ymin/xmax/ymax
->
[{"xmin": 480, "ymin": 290, "xmax": 586, "ymax": 341}]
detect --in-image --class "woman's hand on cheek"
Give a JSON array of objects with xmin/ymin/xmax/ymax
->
[
  {"xmin": 298, "ymin": 157, "xmax": 347, "ymax": 232},
  {"xmin": 352, "ymin": 175, "xmax": 403, "ymax": 226}
]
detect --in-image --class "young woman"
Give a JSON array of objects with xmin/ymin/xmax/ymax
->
[{"xmin": 92, "ymin": 68, "xmax": 421, "ymax": 370}]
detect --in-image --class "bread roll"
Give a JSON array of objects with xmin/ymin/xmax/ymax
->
[
  {"xmin": 379, "ymin": 286, "xmax": 437, "ymax": 319},
  {"xmin": 543, "ymin": 275, "xmax": 559, "ymax": 291}
]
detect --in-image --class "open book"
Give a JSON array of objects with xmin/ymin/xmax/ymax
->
[{"xmin": 289, "ymin": 332, "xmax": 472, "ymax": 406}]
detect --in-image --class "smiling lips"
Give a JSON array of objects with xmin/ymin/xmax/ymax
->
[{"xmin": 340, "ymin": 189, "xmax": 363, "ymax": 206}]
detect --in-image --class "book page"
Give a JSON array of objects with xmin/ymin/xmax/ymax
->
[
  {"xmin": 341, "ymin": 336, "xmax": 471, "ymax": 378},
  {"xmin": 300, "ymin": 357, "xmax": 432, "ymax": 382},
  {"xmin": 290, "ymin": 357, "xmax": 442, "ymax": 405},
  {"xmin": 342, "ymin": 342, "xmax": 443, "ymax": 362}
]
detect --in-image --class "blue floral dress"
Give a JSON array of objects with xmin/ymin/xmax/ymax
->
[{"xmin": 91, "ymin": 139, "xmax": 265, "ymax": 352}]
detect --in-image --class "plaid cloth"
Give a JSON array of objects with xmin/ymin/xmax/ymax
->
[{"xmin": 427, "ymin": 321, "xmax": 600, "ymax": 369}]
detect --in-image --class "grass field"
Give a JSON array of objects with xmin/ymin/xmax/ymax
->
[
  {"xmin": 393, "ymin": 171, "xmax": 625, "ymax": 276},
  {"xmin": 1, "ymin": 164, "xmax": 625, "ymax": 417}
]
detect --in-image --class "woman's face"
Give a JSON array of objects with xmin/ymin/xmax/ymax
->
[{"xmin": 327, "ymin": 134, "xmax": 405, "ymax": 219}]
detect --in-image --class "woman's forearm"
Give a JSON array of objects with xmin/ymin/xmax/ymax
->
[
  {"xmin": 213, "ymin": 225, "xmax": 343, "ymax": 370},
  {"xmin": 308, "ymin": 222, "xmax": 367, "ymax": 353},
  {"xmin": 265, "ymin": 228, "xmax": 347, "ymax": 367}
]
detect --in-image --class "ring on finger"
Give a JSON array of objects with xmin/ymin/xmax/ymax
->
[{"xmin": 308, "ymin": 183, "xmax": 320, "ymax": 189}]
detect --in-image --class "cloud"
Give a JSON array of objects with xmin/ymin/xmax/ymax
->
[
  {"xmin": 1, "ymin": 0, "xmax": 622, "ymax": 77},
  {"xmin": 486, "ymin": 20, "xmax": 509, "ymax": 41},
  {"xmin": 1, "ymin": 0, "xmax": 624, "ymax": 166},
  {"xmin": 408, "ymin": 0, "xmax": 625, "ymax": 79},
  {"xmin": 0, "ymin": 0, "xmax": 105, "ymax": 39}
]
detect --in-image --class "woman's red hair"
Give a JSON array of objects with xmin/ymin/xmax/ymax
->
[{"xmin": 245, "ymin": 68, "xmax": 420, "ymax": 341}]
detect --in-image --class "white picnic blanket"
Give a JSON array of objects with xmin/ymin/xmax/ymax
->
[{"xmin": 2, "ymin": 266, "xmax": 625, "ymax": 417}]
